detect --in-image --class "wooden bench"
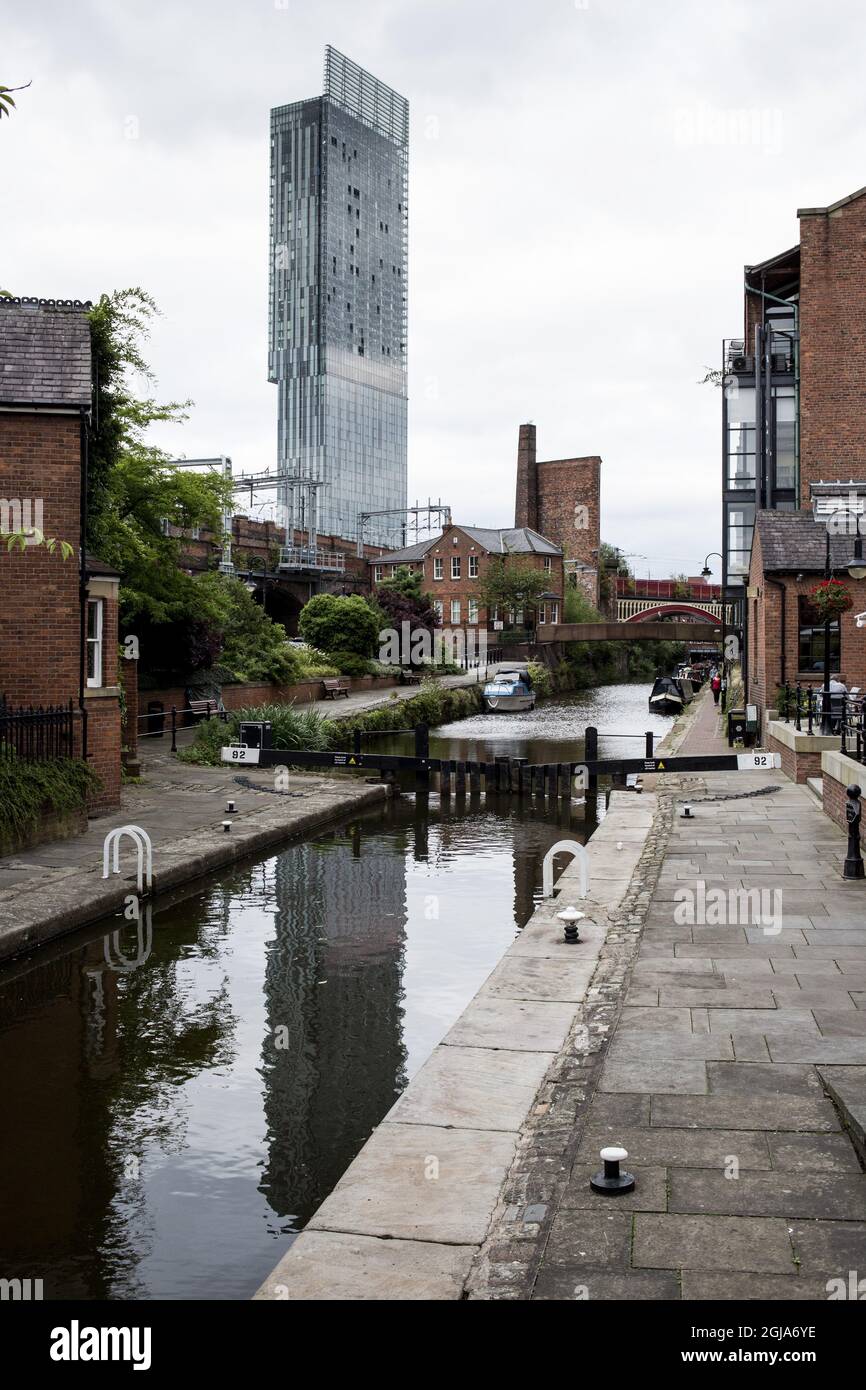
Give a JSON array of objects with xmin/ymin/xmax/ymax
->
[
  {"xmin": 400, "ymin": 668, "xmax": 422, "ymax": 685},
  {"xmin": 322, "ymin": 678, "xmax": 350, "ymax": 699},
  {"xmin": 187, "ymin": 698, "xmax": 228, "ymax": 723}
]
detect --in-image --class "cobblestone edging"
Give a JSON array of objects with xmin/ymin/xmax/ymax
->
[{"xmin": 465, "ymin": 784, "xmax": 679, "ymax": 1298}]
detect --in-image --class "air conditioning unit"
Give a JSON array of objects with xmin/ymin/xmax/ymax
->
[{"xmin": 730, "ymin": 353, "xmax": 754, "ymax": 374}]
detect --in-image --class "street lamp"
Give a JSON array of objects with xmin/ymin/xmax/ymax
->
[{"xmin": 701, "ymin": 553, "xmax": 727, "ymax": 709}]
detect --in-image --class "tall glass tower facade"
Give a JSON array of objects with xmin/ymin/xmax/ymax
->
[{"xmin": 269, "ymin": 47, "xmax": 408, "ymax": 549}]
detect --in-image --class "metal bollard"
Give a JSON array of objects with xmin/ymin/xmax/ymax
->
[{"xmin": 844, "ymin": 785, "xmax": 865, "ymax": 880}]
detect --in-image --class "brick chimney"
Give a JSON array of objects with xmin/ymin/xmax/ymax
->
[{"xmin": 515, "ymin": 422, "xmax": 537, "ymax": 530}]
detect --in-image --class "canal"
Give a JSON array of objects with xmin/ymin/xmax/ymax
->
[{"xmin": 0, "ymin": 681, "xmax": 668, "ymax": 1300}]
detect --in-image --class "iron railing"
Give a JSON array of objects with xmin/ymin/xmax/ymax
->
[
  {"xmin": 839, "ymin": 694, "xmax": 866, "ymax": 766},
  {"xmin": 0, "ymin": 697, "xmax": 76, "ymax": 761},
  {"xmin": 778, "ymin": 682, "xmax": 866, "ymax": 758}
]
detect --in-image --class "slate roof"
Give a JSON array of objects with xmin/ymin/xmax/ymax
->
[
  {"xmin": 460, "ymin": 526, "xmax": 562, "ymax": 556},
  {"xmin": 0, "ymin": 298, "xmax": 93, "ymax": 408},
  {"xmin": 755, "ymin": 510, "xmax": 863, "ymax": 573},
  {"xmin": 370, "ymin": 526, "xmax": 562, "ymax": 566},
  {"xmin": 84, "ymin": 552, "xmax": 121, "ymax": 579}
]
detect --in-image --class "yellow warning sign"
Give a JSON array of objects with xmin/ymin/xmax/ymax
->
[
  {"xmin": 656, "ymin": 760, "xmax": 665, "ymax": 769},
  {"xmin": 348, "ymin": 757, "xmax": 358, "ymax": 765}
]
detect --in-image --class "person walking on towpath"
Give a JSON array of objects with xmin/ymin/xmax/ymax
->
[{"xmin": 710, "ymin": 671, "xmax": 722, "ymax": 705}]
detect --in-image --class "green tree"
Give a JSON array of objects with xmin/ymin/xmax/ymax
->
[
  {"xmin": 473, "ymin": 559, "xmax": 550, "ymax": 618},
  {"xmin": 192, "ymin": 573, "xmax": 301, "ymax": 684},
  {"xmin": 375, "ymin": 567, "xmax": 439, "ymax": 640},
  {"xmin": 87, "ymin": 289, "xmax": 233, "ymax": 628},
  {"xmin": 298, "ymin": 593, "xmax": 380, "ymax": 656}
]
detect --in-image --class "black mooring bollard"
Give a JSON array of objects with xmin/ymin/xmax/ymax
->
[
  {"xmin": 844, "ymin": 784, "xmax": 865, "ymax": 880},
  {"xmin": 590, "ymin": 1145, "xmax": 635, "ymax": 1195}
]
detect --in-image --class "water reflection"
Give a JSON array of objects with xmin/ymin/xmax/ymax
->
[
  {"xmin": 0, "ymin": 795, "xmax": 586, "ymax": 1301},
  {"xmin": 0, "ymin": 683, "xmax": 657, "ymax": 1300}
]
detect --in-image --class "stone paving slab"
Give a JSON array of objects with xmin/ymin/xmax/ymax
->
[
  {"xmin": 599, "ymin": 1058, "xmax": 709, "ymax": 1094},
  {"xmin": 254, "ymin": 1231, "xmax": 476, "ymax": 1300},
  {"xmin": 787, "ymin": 1219, "xmax": 866, "ymax": 1271},
  {"xmin": 481, "ymin": 954, "xmax": 597, "ymax": 1003},
  {"xmin": 307, "ymin": 1122, "xmax": 517, "ymax": 1244},
  {"xmin": 633, "ymin": 1213, "xmax": 795, "ymax": 1273},
  {"xmin": 442, "ymin": 995, "xmax": 577, "ymax": 1053},
  {"xmin": 669, "ymin": 1169, "xmax": 866, "ymax": 1220},
  {"xmin": 387, "ymin": 1045, "xmax": 554, "ymax": 1132},
  {"xmin": 680, "ymin": 1271, "xmax": 838, "ymax": 1300},
  {"xmin": 650, "ymin": 1094, "xmax": 842, "ymax": 1131}
]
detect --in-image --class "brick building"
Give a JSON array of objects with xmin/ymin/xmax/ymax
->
[
  {"xmin": 721, "ymin": 183, "xmax": 866, "ymax": 713},
  {"xmin": 369, "ymin": 523, "xmax": 564, "ymax": 639},
  {"xmin": 0, "ymin": 298, "xmax": 121, "ymax": 813},
  {"xmin": 747, "ymin": 511, "xmax": 866, "ymax": 711},
  {"xmin": 514, "ymin": 423, "xmax": 601, "ymax": 605}
]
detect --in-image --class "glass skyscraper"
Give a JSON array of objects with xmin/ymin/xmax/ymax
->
[{"xmin": 269, "ymin": 47, "xmax": 408, "ymax": 550}]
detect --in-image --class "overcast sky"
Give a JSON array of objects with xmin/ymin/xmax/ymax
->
[{"xmin": 4, "ymin": 0, "xmax": 866, "ymax": 578}]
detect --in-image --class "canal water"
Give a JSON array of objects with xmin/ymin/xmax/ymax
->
[{"xmin": 0, "ymin": 681, "xmax": 666, "ymax": 1301}]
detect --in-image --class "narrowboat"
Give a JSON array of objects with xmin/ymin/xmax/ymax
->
[{"xmin": 648, "ymin": 675, "xmax": 685, "ymax": 716}]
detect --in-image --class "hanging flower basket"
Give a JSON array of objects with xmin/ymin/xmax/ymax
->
[{"xmin": 810, "ymin": 579, "xmax": 853, "ymax": 621}]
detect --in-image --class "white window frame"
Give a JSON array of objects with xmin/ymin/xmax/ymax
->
[
  {"xmin": 433, "ymin": 599, "xmax": 444, "ymax": 621},
  {"xmin": 538, "ymin": 603, "xmax": 547, "ymax": 625},
  {"xmin": 86, "ymin": 598, "xmax": 104, "ymax": 688},
  {"xmin": 543, "ymin": 556, "xmax": 552, "ymax": 572},
  {"xmin": 450, "ymin": 598, "xmax": 461, "ymax": 624},
  {"xmin": 374, "ymin": 564, "xmax": 384, "ymax": 582},
  {"xmin": 468, "ymin": 597, "xmax": 479, "ymax": 624},
  {"xmin": 551, "ymin": 601, "xmax": 559, "ymax": 624},
  {"xmin": 468, "ymin": 555, "xmax": 479, "ymax": 578},
  {"xmin": 451, "ymin": 555, "xmax": 461, "ymax": 580},
  {"xmin": 433, "ymin": 557, "xmax": 443, "ymax": 580}
]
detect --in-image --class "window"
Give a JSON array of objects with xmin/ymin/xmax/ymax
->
[
  {"xmin": 468, "ymin": 598, "xmax": 479, "ymax": 624},
  {"xmin": 451, "ymin": 556, "xmax": 461, "ymax": 579},
  {"xmin": 551, "ymin": 600, "xmax": 560, "ymax": 624},
  {"xmin": 773, "ymin": 389, "xmax": 796, "ymax": 492},
  {"xmin": 468, "ymin": 555, "xmax": 478, "ymax": 578},
  {"xmin": 725, "ymin": 385, "xmax": 756, "ymax": 490},
  {"xmin": 726, "ymin": 501, "xmax": 755, "ymax": 578},
  {"xmin": 433, "ymin": 557, "xmax": 443, "ymax": 580},
  {"xmin": 86, "ymin": 598, "xmax": 103, "ymax": 688},
  {"xmin": 450, "ymin": 599, "xmax": 461, "ymax": 624},
  {"xmin": 433, "ymin": 599, "xmax": 444, "ymax": 621},
  {"xmin": 538, "ymin": 603, "xmax": 547, "ymax": 625},
  {"xmin": 543, "ymin": 556, "xmax": 551, "ymax": 572},
  {"xmin": 374, "ymin": 564, "xmax": 384, "ymax": 582},
  {"xmin": 798, "ymin": 596, "xmax": 841, "ymax": 673}
]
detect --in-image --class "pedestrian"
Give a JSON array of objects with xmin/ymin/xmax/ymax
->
[{"xmin": 711, "ymin": 671, "xmax": 722, "ymax": 705}]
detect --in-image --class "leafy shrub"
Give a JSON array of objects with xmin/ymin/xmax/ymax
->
[
  {"xmin": 0, "ymin": 756, "xmax": 101, "ymax": 842},
  {"xmin": 192, "ymin": 572, "xmax": 303, "ymax": 685},
  {"xmin": 526, "ymin": 661, "xmax": 552, "ymax": 697},
  {"xmin": 299, "ymin": 593, "xmax": 380, "ymax": 656},
  {"xmin": 293, "ymin": 644, "xmax": 339, "ymax": 679},
  {"xmin": 328, "ymin": 650, "xmax": 375, "ymax": 678}
]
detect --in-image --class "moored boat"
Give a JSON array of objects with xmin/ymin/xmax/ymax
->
[
  {"xmin": 648, "ymin": 675, "xmax": 685, "ymax": 716},
  {"xmin": 483, "ymin": 666, "xmax": 536, "ymax": 713}
]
